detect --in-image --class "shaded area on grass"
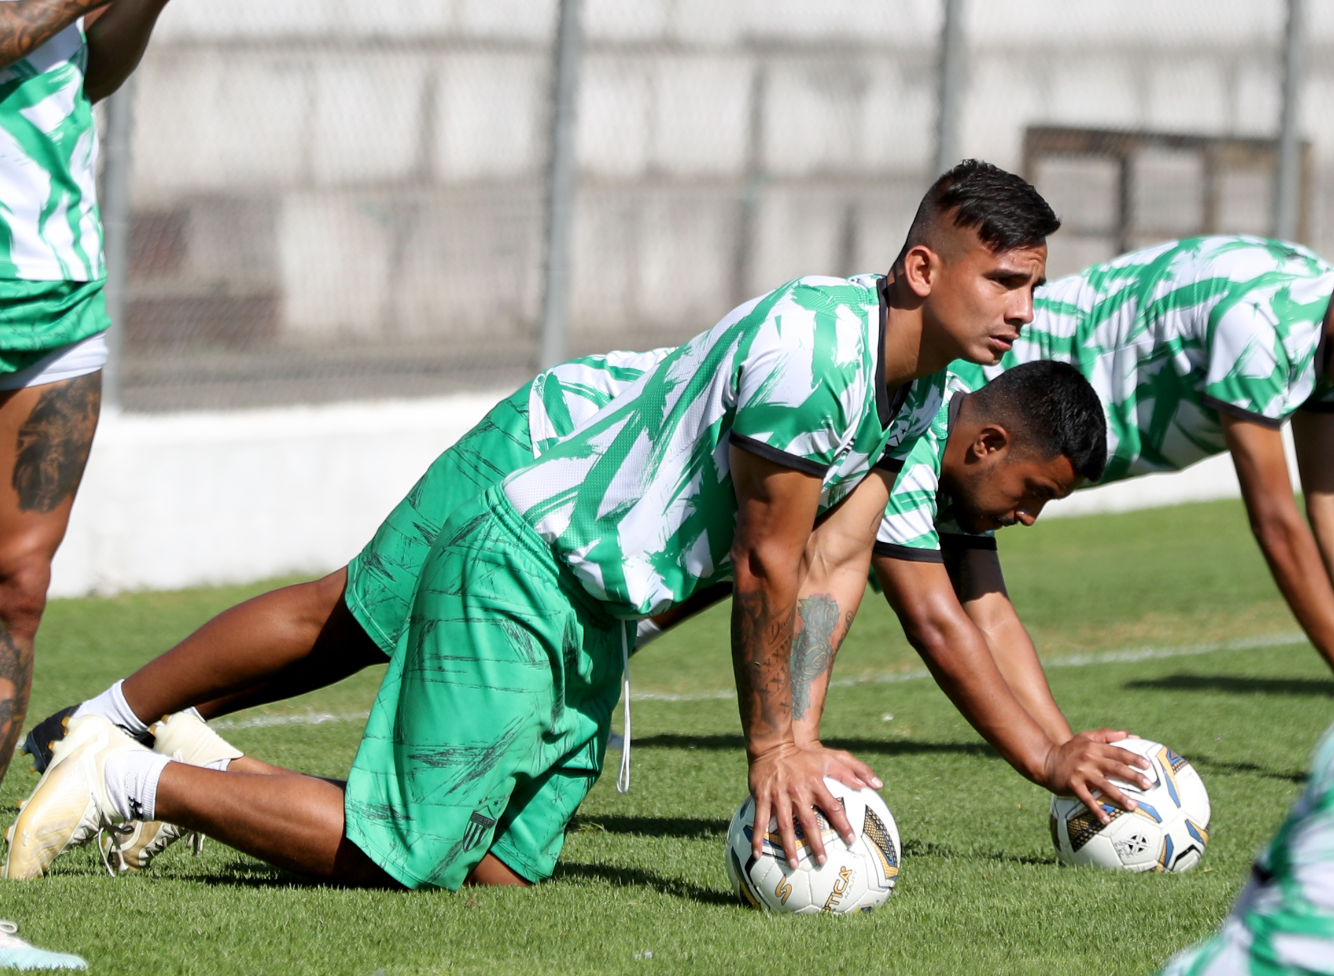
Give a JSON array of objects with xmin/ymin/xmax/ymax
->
[
  {"xmin": 1188, "ymin": 755, "xmax": 1309, "ymax": 785},
  {"xmin": 1124, "ymin": 674, "xmax": 1334, "ymax": 697},
  {"xmin": 900, "ymin": 839, "xmax": 1060, "ymax": 867},
  {"xmin": 553, "ymin": 862, "xmax": 737, "ymax": 906},
  {"xmin": 568, "ymin": 815, "xmax": 729, "ymax": 840}
]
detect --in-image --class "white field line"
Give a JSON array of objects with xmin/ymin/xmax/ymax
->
[{"xmin": 211, "ymin": 630, "xmax": 1308, "ymax": 726}]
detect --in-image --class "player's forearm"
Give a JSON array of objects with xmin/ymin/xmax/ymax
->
[
  {"xmin": 970, "ymin": 607, "xmax": 1072, "ymax": 744},
  {"xmin": 1248, "ymin": 504, "xmax": 1334, "ymax": 668},
  {"xmin": 83, "ymin": 0, "xmax": 169, "ymax": 102},
  {"xmin": 0, "ymin": 0, "xmax": 103, "ymax": 70},
  {"xmin": 789, "ymin": 568, "xmax": 866, "ymax": 745},
  {"xmin": 731, "ymin": 564, "xmax": 799, "ymax": 758},
  {"xmin": 1306, "ymin": 491, "xmax": 1334, "ymax": 582}
]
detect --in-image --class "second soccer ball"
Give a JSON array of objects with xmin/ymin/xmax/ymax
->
[{"xmin": 1050, "ymin": 738, "xmax": 1211, "ymax": 873}]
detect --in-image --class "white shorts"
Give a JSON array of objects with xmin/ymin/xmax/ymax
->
[{"xmin": 0, "ymin": 332, "xmax": 108, "ymax": 392}]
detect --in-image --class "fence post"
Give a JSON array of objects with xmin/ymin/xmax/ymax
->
[
  {"xmin": 537, "ymin": 0, "xmax": 585, "ymax": 371},
  {"xmin": 932, "ymin": 0, "xmax": 966, "ymax": 177},
  {"xmin": 100, "ymin": 75, "xmax": 137, "ymax": 413},
  {"xmin": 1274, "ymin": 0, "xmax": 1305, "ymax": 242}
]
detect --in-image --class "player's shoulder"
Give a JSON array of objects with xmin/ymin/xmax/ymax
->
[{"xmin": 770, "ymin": 274, "xmax": 882, "ymax": 317}]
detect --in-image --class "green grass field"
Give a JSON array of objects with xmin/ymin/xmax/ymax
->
[{"xmin": 2, "ymin": 498, "xmax": 1331, "ymax": 975}]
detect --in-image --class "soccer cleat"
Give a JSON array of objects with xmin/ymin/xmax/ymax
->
[
  {"xmin": 99, "ymin": 820, "xmax": 202, "ymax": 873},
  {"xmin": 21, "ymin": 704, "xmax": 154, "ymax": 774},
  {"xmin": 0, "ymin": 921, "xmax": 87, "ymax": 970},
  {"xmin": 149, "ymin": 710, "xmax": 243, "ymax": 767},
  {"xmin": 2, "ymin": 716, "xmax": 144, "ymax": 881},
  {"xmin": 98, "ymin": 710, "xmax": 244, "ymax": 872},
  {"xmin": 18, "ymin": 706, "xmax": 78, "ymax": 775}
]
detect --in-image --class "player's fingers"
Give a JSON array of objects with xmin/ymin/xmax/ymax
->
[
  {"xmin": 793, "ymin": 795, "xmax": 827, "ymax": 867},
  {"xmin": 816, "ymin": 781, "xmax": 857, "ymax": 846},
  {"xmin": 1083, "ymin": 728, "xmax": 1129, "ymax": 744},
  {"xmin": 1105, "ymin": 744, "xmax": 1152, "ymax": 776},
  {"xmin": 835, "ymin": 751, "xmax": 881, "ymax": 790},
  {"xmin": 825, "ymin": 758, "xmax": 869, "ymax": 792},
  {"xmin": 1104, "ymin": 758, "xmax": 1151, "ymax": 792},
  {"xmin": 776, "ymin": 795, "xmax": 803, "ymax": 869},
  {"xmin": 1073, "ymin": 783, "xmax": 1110, "ymax": 824},
  {"xmin": 752, "ymin": 794, "xmax": 771, "ymax": 860},
  {"xmin": 1086, "ymin": 771, "xmax": 1138, "ymax": 813}
]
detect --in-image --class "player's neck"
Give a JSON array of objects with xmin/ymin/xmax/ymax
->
[{"xmin": 881, "ymin": 278, "xmax": 951, "ymax": 388}]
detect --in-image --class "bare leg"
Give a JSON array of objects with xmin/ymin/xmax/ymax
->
[
  {"xmin": 119, "ymin": 568, "xmax": 387, "ymax": 724},
  {"xmin": 0, "ymin": 373, "xmax": 100, "ymax": 786},
  {"xmin": 154, "ymin": 763, "xmax": 528, "ymax": 887}
]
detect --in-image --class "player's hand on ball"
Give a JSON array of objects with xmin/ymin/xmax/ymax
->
[
  {"xmin": 1042, "ymin": 729, "xmax": 1153, "ymax": 824},
  {"xmin": 747, "ymin": 743, "xmax": 880, "ymax": 869}
]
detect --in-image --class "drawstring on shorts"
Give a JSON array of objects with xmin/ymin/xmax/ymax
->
[{"xmin": 616, "ymin": 623, "xmax": 632, "ymax": 793}]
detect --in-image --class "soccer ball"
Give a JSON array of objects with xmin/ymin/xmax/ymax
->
[
  {"xmin": 1049, "ymin": 738, "xmax": 1211, "ymax": 873},
  {"xmin": 724, "ymin": 777, "xmax": 901, "ymax": 914}
]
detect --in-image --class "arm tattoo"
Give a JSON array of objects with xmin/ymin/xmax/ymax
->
[
  {"xmin": 790, "ymin": 594, "xmax": 842, "ymax": 720},
  {"xmin": 0, "ymin": 0, "xmax": 104, "ymax": 71},
  {"xmin": 13, "ymin": 371, "xmax": 100, "ymax": 514},
  {"xmin": 0, "ymin": 623, "xmax": 32, "ymax": 788},
  {"xmin": 731, "ymin": 588, "xmax": 796, "ymax": 746}
]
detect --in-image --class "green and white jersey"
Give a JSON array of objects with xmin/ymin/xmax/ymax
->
[
  {"xmin": 874, "ymin": 383, "xmax": 994, "ymax": 562},
  {"xmin": 951, "ymin": 237, "xmax": 1334, "ymax": 483},
  {"xmin": 503, "ymin": 274, "xmax": 946, "ymax": 618},
  {"xmin": 0, "ymin": 17, "xmax": 102, "ymax": 282},
  {"xmin": 1157, "ymin": 721, "xmax": 1334, "ymax": 975},
  {"xmin": 529, "ymin": 347, "xmax": 673, "ymax": 457}
]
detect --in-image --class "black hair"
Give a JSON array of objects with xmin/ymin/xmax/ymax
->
[
  {"xmin": 968, "ymin": 360, "xmax": 1107, "ymax": 482},
  {"xmin": 893, "ymin": 160, "xmax": 1061, "ymax": 270}
]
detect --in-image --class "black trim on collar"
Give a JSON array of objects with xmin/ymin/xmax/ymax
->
[
  {"xmin": 1200, "ymin": 395, "xmax": 1284, "ymax": 430},
  {"xmin": 873, "ymin": 541, "xmax": 945, "ymax": 563},
  {"xmin": 875, "ymin": 277, "xmax": 893, "ymax": 427},
  {"xmin": 728, "ymin": 432, "xmax": 830, "ymax": 477}
]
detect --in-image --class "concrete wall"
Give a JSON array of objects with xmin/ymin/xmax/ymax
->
[
  {"xmin": 47, "ymin": 392, "xmax": 1289, "ymax": 599},
  {"xmin": 123, "ymin": 0, "xmax": 1334, "ymax": 367}
]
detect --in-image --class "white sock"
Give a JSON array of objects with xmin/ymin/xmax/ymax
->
[
  {"xmin": 103, "ymin": 750, "xmax": 170, "ymax": 822},
  {"xmin": 72, "ymin": 680, "xmax": 149, "ymax": 737}
]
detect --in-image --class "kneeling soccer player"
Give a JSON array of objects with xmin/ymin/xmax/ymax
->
[{"xmin": 8, "ymin": 161, "xmax": 1104, "ymax": 888}]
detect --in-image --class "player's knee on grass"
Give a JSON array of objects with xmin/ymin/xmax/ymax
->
[{"xmin": 465, "ymin": 853, "xmax": 531, "ymax": 887}]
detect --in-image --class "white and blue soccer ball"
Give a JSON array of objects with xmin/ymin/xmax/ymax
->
[
  {"xmin": 724, "ymin": 777, "xmax": 901, "ymax": 914},
  {"xmin": 1050, "ymin": 738, "xmax": 1211, "ymax": 873}
]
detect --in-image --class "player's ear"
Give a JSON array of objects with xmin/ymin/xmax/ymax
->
[
  {"xmin": 899, "ymin": 245, "xmax": 936, "ymax": 298},
  {"xmin": 972, "ymin": 424, "xmax": 1010, "ymax": 460}
]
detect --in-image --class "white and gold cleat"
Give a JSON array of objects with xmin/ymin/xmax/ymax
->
[
  {"xmin": 2, "ymin": 716, "xmax": 144, "ymax": 880},
  {"xmin": 99, "ymin": 710, "xmax": 244, "ymax": 872},
  {"xmin": 100, "ymin": 820, "xmax": 204, "ymax": 873},
  {"xmin": 149, "ymin": 710, "xmax": 243, "ymax": 767}
]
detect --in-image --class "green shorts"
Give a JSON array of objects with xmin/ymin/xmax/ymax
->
[
  {"xmin": 0, "ymin": 278, "xmax": 110, "ymax": 373},
  {"xmin": 343, "ymin": 484, "xmax": 632, "ymax": 890},
  {"xmin": 344, "ymin": 382, "xmax": 536, "ymax": 656}
]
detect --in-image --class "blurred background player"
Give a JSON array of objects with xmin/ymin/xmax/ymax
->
[
  {"xmin": 0, "ymin": 0, "xmax": 175, "ymax": 792},
  {"xmin": 950, "ymin": 236, "xmax": 1334, "ymax": 673},
  {"xmin": 1154, "ymin": 720, "xmax": 1334, "ymax": 976}
]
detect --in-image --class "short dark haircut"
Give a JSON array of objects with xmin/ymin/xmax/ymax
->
[
  {"xmin": 967, "ymin": 360, "xmax": 1107, "ymax": 482},
  {"xmin": 893, "ymin": 160, "xmax": 1061, "ymax": 270}
]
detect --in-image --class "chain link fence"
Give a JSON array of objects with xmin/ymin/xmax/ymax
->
[{"xmin": 105, "ymin": 0, "xmax": 1330, "ymax": 411}]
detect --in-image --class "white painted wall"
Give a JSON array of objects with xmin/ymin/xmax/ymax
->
[{"xmin": 47, "ymin": 393, "xmax": 1288, "ymax": 598}]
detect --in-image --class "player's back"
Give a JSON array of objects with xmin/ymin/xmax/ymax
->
[{"xmin": 952, "ymin": 236, "xmax": 1334, "ymax": 480}]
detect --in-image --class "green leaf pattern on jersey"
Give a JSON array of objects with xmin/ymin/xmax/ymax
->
[
  {"xmin": 503, "ymin": 275, "xmax": 945, "ymax": 618},
  {"xmin": 951, "ymin": 237, "xmax": 1334, "ymax": 483},
  {"xmin": 1156, "ymin": 721, "xmax": 1334, "ymax": 975},
  {"xmin": 528, "ymin": 348, "xmax": 673, "ymax": 457},
  {"xmin": 876, "ymin": 382, "xmax": 992, "ymax": 554},
  {"xmin": 0, "ymin": 21, "xmax": 102, "ymax": 282}
]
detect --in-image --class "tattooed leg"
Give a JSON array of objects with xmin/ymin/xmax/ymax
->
[{"xmin": 0, "ymin": 372, "xmax": 101, "ymax": 786}]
